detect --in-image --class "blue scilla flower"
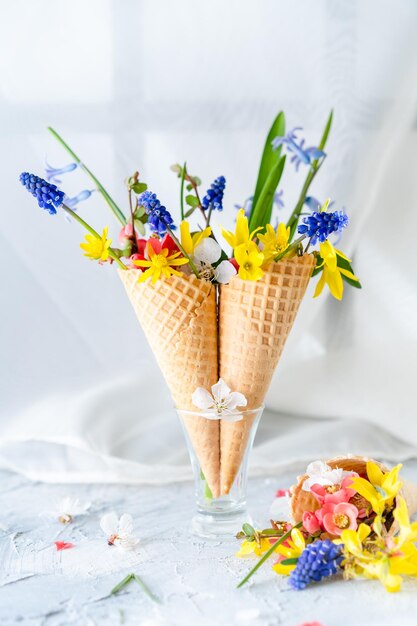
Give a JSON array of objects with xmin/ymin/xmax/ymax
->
[
  {"xmin": 45, "ymin": 161, "xmax": 78, "ymax": 184},
  {"xmin": 64, "ymin": 189, "xmax": 95, "ymax": 209},
  {"xmin": 298, "ymin": 210, "xmax": 349, "ymax": 245},
  {"xmin": 202, "ymin": 176, "xmax": 226, "ymax": 212},
  {"xmin": 289, "ymin": 540, "xmax": 343, "ymax": 590},
  {"xmin": 272, "ymin": 128, "xmax": 325, "ymax": 171},
  {"xmin": 20, "ymin": 172, "xmax": 65, "ymax": 215},
  {"xmin": 138, "ymin": 190, "xmax": 175, "ymax": 235}
]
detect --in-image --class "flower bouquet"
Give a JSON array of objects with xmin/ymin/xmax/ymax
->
[
  {"xmin": 236, "ymin": 458, "xmax": 417, "ymax": 592},
  {"xmin": 19, "ymin": 111, "xmax": 360, "ymax": 536}
]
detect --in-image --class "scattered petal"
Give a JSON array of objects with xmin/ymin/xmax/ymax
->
[{"xmin": 54, "ymin": 541, "xmax": 74, "ymax": 551}]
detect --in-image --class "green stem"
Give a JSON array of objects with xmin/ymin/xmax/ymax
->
[
  {"xmin": 237, "ymin": 522, "xmax": 303, "ymax": 588},
  {"xmin": 48, "ymin": 127, "xmax": 127, "ymax": 226},
  {"xmin": 62, "ymin": 203, "xmax": 127, "ymax": 269},
  {"xmin": 274, "ymin": 235, "xmax": 306, "ymax": 263},
  {"xmin": 111, "ymin": 573, "xmax": 133, "ymax": 595},
  {"xmin": 133, "ymin": 574, "xmax": 161, "ymax": 603},
  {"xmin": 286, "ymin": 110, "xmax": 333, "ymax": 240},
  {"xmin": 180, "ymin": 162, "xmax": 186, "ymax": 221}
]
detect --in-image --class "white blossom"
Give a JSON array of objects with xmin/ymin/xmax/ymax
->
[
  {"xmin": 193, "ymin": 238, "xmax": 236, "ymax": 284},
  {"xmin": 100, "ymin": 512, "xmax": 139, "ymax": 550},
  {"xmin": 302, "ymin": 460, "xmax": 355, "ymax": 492},
  {"xmin": 192, "ymin": 378, "xmax": 247, "ymax": 422},
  {"xmin": 43, "ymin": 496, "xmax": 91, "ymax": 524}
]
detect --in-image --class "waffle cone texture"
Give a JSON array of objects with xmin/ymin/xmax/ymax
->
[
  {"xmin": 218, "ymin": 255, "xmax": 315, "ymax": 494},
  {"xmin": 119, "ymin": 254, "xmax": 314, "ymax": 498},
  {"xmin": 119, "ymin": 269, "xmax": 220, "ymax": 498},
  {"xmin": 290, "ymin": 456, "xmax": 417, "ymax": 528}
]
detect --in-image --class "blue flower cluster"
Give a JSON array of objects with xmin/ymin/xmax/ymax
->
[
  {"xmin": 138, "ymin": 190, "xmax": 175, "ymax": 235},
  {"xmin": 272, "ymin": 128, "xmax": 325, "ymax": 171},
  {"xmin": 289, "ymin": 540, "xmax": 344, "ymax": 590},
  {"xmin": 202, "ymin": 176, "xmax": 226, "ymax": 212},
  {"xmin": 20, "ymin": 173, "xmax": 65, "ymax": 214},
  {"xmin": 298, "ymin": 210, "xmax": 348, "ymax": 245}
]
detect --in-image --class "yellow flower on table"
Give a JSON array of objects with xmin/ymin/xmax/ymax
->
[
  {"xmin": 234, "ymin": 241, "xmax": 264, "ymax": 281},
  {"xmin": 179, "ymin": 221, "xmax": 212, "ymax": 256},
  {"xmin": 80, "ymin": 226, "xmax": 112, "ymax": 262},
  {"xmin": 314, "ymin": 240, "xmax": 360, "ymax": 300},
  {"xmin": 236, "ymin": 537, "xmax": 271, "ymax": 558},
  {"xmin": 272, "ymin": 528, "xmax": 306, "ymax": 576},
  {"xmin": 349, "ymin": 461, "xmax": 402, "ymax": 516},
  {"xmin": 258, "ymin": 223, "xmax": 290, "ymax": 265},
  {"xmin": 221, "ymin": 209, "xmax": 262, "ymax": 250},
  {"xmin": 134, "ymin": 241, "xmax": 189, "ymax": 284}
]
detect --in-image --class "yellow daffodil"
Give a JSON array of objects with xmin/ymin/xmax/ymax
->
[
  {"xmin": 234, "ymin": 241, "xmax": 264, "ymax": 281},
  {"xmin": 180, "ymin": 221, "xmax": 212, "ymax": 256},
  {"xmin": 339, "ymin": 504, "xmax": 417, "ymax": 593},
  {"xmin": 314, "ymin": 240, "xmax": 360, "ymax": 300},
  {"xmin": 272, "ymin": 528, "xmax": 306, "ymax": 576},
  {"xmin": 258, "ymin": 223, "xmax": 290, "ymax": 265},
  {"xmin": 236, "ymin": 537, "xmax": 271, "ymax": 558},
  {"xmin": 349, "ymin": 462, "xmax": 402, "ymax": 516},
  {"xmin": 80, "ymin": 227, "xmax": 112, "ymax": 261},
  {"xmin": 134, "ymin": 241, "xmax": 189, "ymax": 284},
  {"xmin": 221, "ymin": 209, "xmax": 262, "ymax": 250}
]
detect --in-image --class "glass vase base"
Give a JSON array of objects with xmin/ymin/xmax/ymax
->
[{"xmin": 191, "ymin": 509, "xmax": 252, "ymax": 540}]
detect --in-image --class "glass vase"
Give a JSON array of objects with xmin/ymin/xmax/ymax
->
[{"xmin": 176, "ymin": 406, "xmax": 263, "ymax": 539}]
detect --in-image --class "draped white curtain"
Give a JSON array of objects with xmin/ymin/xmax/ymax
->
[{"xmin": 1, "ymin": 0, "xmax": 417, "ymax": 482}]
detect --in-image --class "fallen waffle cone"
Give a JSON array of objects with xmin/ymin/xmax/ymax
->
[
  {"xmin": 219, "ymin": 254, "xmax": 315, "ymax": 495},
  {"xmin": 119, "ymin": 269, "xmax": 220, "ymax": 498},
  {"xmin": 290, "ymin": 456, "xmax": 417, "ymax": 526}
]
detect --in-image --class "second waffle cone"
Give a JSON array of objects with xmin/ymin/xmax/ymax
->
[{"xmin": 219, "ymin": 254, "xmax": 315, "ymax": 495}]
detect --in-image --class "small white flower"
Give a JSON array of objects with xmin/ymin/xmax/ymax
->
[
  {"xmin": 100, "ymin": 512, "xmax": 139, "ymax": 550},
  {"xmin": 43, "ymin": 496, "xmax": 91, "ymax": 524},
  {"xmin": 193, "ymin": 238, "xmax": 236, "ymax": 284},
  {"xmin": 302, "ymin": 460, "xmax": 354, "ymax": 492},
  {"xmin": 192, "ymin": 378, "xmax": 247, "ymax": 422}
]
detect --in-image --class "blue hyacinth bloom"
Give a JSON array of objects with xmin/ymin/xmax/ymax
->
[
  {"xmin": 298, "ymin": 209, "xmax": 349, "ymax": 245},
  {"xmin": 272, "ymin": 128, "xmax": 325, "ymax": 171},
  {"xmin": 138, "ymin": 190, "xmax": 175, "ymax": 235},
  {"xmin": 19, "ymin": 172, "xmax": 65, "ymax": 214},
  {"xmin": 202, "ymin": 176, "xmax": 226, "ymax": 212},
  {"xmin": 45, "ymin": 161, "xmax": 78, "ymax": 184},
  {"xmin": 289, "ymin": 540, "xmax": 343, "ymax": 590}
]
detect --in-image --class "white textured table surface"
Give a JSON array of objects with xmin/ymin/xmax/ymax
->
[{"xmin": 1, "ymin": 463, "xmax": 416, "ymax": 626}]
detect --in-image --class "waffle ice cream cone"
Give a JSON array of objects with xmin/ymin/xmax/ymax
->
[
  {"xmin": 219, "ymin": 254, "xmax": 315, "ymax": 495},
  {"xmin": 290, "ymin": 456, "xmax": 417, "ymax": 526},
  {"xmin": 119, "ymin": 269, "xmax": 220, "ymax": 498}
]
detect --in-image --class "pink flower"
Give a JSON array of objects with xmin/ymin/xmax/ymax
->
[
  {"xmin": 119, "ymin": 223, "xmax": 134, "ymax": 245},
  {"xmin": 298, "ymin": 622, "xmax": 324, "ymax": 626},
  {"xmin": 310, "ymin": 473, "xmax": 358, "ymax": 506},
  {"xmin": 302, "ymin": 511, "xmax": 321, "ymax": 534},
  {"xmin": 275, "ymin": 489, "xmax": 290, "ymax": 498},
  {"xmin": 54, "ymin": 541, "xmax": 74, "ymax": 551},
  {"xmin": 321, "ymin": 502, "xmax": 359, "ymax": 536}
]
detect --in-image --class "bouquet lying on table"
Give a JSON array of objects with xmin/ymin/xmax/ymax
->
[
  {"xmin": 236, "ymin": 457, "xmax": 417, "ymax": 592},
  {"xmin": 19, "ymin": 111, "xmax": 360, "ymax": 500}
]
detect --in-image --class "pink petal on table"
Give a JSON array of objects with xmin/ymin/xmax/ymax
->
[
  {"xmin": 54, "ymin": 541, "xmax": 74, "ymax": 551},
  {"xmin": 275, "ymin": 489, "xmax": 290, "ymax": 497}
]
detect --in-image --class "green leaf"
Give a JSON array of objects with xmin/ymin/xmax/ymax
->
[
  {"xmin": 337, "ymin": 253, "xmax": 362, "ymax": 289},
  {"xmin": 261, "ymin": 528, "xmax": 283, "ymax": 537},
  {"xmin": 132, "ymin": 574, "xmax": 160, "ymax": 603},
  {"xmin": 131, "ymin": 182, "xmax": 147, "ymax": 194},
  {"xmin": 170, "ymin": 163, "xmax": 182, "ymax": 176},
  {"xmin": 242, "ymin": 523, "xmax": 255, "ymax": 536},
  {"xmin": 180, "ymin": 161, "xmax": 186, "ymax": 220},
  {"xmin": 134, "ymin": 219, "xmax": 145, "ymax": 236},
  {"xmin": 251, "ymin": 111, "xmax": 286, "ymax": 219},
  {"xmin": 184, "ymin": 207, "xmax": 196, "ymax": 218},
  {"xmin": 186, "ymin": 183, "xmax": 193, "ymax": 191},
  {"xmin": 248, "ymin": 155, "xmax": 286, "ymax": 231},
  {"xmin": 191, "ymin": 176, "xmax": 202, "ymax": 186},
  {"xmin": 111, "ymin": 573, "xmax": 133, "ymax": 595},
  {"xmin": 186, "ymin": 195, "xmax": 199, "ymax": 208},
  {"xmin": 134, "ymin": 206, "xmax": 145, "ymax": 218},
  {"xmin": 279, "ymin": 557, "xmax": 298, "ymax": 566},
  {"xmin": 204, "ymin": 480, "xmax": 213, "ymax": 500}
]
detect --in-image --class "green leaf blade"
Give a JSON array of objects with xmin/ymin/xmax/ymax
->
[
  {"xmin": 249, "ymin": 155, "xmax": 286, "ymax": 231},
  {"xmin": 251, "ymin": 111, "xmax": 286, "ymax": 214}
]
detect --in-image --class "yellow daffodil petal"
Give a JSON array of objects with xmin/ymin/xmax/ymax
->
[
  {"xmin": 290, "ymin": 528, "xmax": 306, "ymax": 553},
  {"xmin": 325, "ymin": 267, "xmax": 344, "ymax": 300},
  {"xmin": 313, "ymin": 271, "xmax": 326, "ymax": 298},
  {"xmin": 180, "ymin": 221, "xmax": 193, "ymax": 255},
  {"xmin": 367, "ymin": 461, "xmax": 384, "ymax": 487}
]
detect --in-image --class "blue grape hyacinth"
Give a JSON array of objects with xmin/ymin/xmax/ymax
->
[
  {"xmin": 202, "ymin": 176, "xmax": 226, "ymax": 212},
  {"xmin": 138, "ymin": 190, "xmax": 175, "ymax": 235},
  {"xmin": 298, "ymin": 210, "xmax": 348, "ymax": 245},
  {"xmin": 289, "ymin": 540, "xmax": 344, "ymax": 590},
  {"xmin": 20, "ymin": 172, "xmax": 65, "ymax": 214}
]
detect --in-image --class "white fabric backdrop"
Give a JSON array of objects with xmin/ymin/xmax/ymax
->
[{"xmin": 1, "ymin": 0, "xmax": 417, "ymax": 482}]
